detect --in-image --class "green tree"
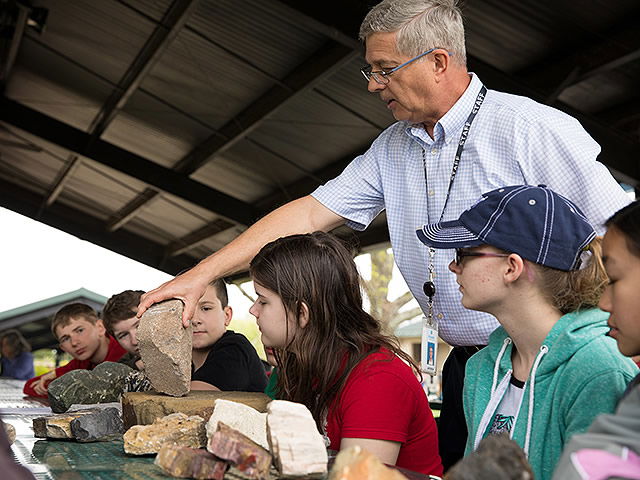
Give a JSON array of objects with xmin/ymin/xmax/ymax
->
[{"xmin": 361, "ymin": 248, "xmax": 422, "ymax": 334}]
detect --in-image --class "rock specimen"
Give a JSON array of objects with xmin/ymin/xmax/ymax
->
[
  {"xmin": 445, "ymin": 433, "xmax": 534, "ymax": 480},
  {"xmin": 206, "ymin": 399, "xmax": 268, "ymax": 450},
  {"xmin": 123, "ymin": 369, "xmax": 154, "ymax": 393},
  {"xmin": 2, "ymin": 422, "xmax": 16, "ymax": 445},
  {"xmin": 122, "ymin": 391, "xmax": 271, "ymax": 429},
  {"xmin": 70, "ymin": 407, "xmax": 123, "ymax": 442},
  {"xmin": 47, "ymin": 361, "xmax": 134, "ymax": 413},
  {"xmin": 208, "ymin": 422, "xmax": 272, "ymax": 479},
  {"xmin": 155, "ymin": 444, "xmax": 228, "ymax": 479},
  {"xmin": 33, "ymin": 407, "xmax": 122, "ymax": 441},
  {"xmin": 266, "ymin": 400, "xmax": 327, "ymax": 477},
  {"xmin": 138, "ymin": 299, "xmax": 191, "ymax": 396},
  {"xmin": 123, "ymin": 412, "xmax": 206, "ymax": 455},
  {"xmin": 329, "ymin": 445, "xmax": 407, "ymax": 480}
]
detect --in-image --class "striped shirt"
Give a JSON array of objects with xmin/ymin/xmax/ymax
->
[{"xmin": 312, "ymin": 73, "xmax": 629, "ymax": 346}]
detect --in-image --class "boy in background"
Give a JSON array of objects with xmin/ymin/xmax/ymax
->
[
  {"xmin": 102, "ymin": 290, "xmax": 145, "ymax": 370},
  {"xmin": 191, "ymin": 279, "xmax": 267, "ymax": 392},
  {"xmin": 23, "ymin": 303, "xmax": 126, "ymax": 397}
]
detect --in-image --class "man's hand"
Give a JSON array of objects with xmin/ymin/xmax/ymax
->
[
  {"xmin": 33, "ymin": 371, "xmax": 56, "ymax": 396},
  {"xmin": 136, "ymin": 264, "xmax": 211, "ymax": 327}
]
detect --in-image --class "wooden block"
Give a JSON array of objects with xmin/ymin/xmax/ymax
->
[
  {"xmin": 121, "ymin": 391, "xmax": 271, "ymax": 429},
  {"xmin": 138, "ymin": 299, "xmax": 191, "ymax": 396}
]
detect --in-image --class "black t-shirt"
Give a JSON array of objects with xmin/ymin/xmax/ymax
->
[{"xmin": 191, "ymin": 330, "xmax": 267, "ymax": 392}]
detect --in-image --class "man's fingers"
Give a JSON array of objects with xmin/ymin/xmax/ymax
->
[{"xmin": 182, "ymin": 301, "xmax": 195, "ymax": 328}]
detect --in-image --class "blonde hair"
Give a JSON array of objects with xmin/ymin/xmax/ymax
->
[{"xmin": 533, "ymin": 238, "xmax": 607, "ymax": 314}]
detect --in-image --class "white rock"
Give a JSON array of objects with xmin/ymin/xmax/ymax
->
[
  {"xmin": 205, "ymin": 399, "xmax": 268, "ymax": 450},
  {"xmin": 267, "ymin": 400, "xmax": 327, "ymax": 477}
]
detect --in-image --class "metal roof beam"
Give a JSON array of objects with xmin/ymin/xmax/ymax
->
[
  {"xmin": 107, "ymin": 40, "xmax": 356, "ymax": 232},
  {"xmin": 0, "ymin": 177, "xmax": 198, "ymax": 276},
  {"xmin": 166, "ymin": 218, "xmax": 235, "ymax": 257},
  {"xmin": 0, "ymin": 97, "xmax": 264, "ymax": 225},
  {"xmin": 43, "ymin": 0, "xmax": 197, "ymax": 208},
  {"xmin": 519, "ymin": 14, "xmax": 640, "ymax": 102}
]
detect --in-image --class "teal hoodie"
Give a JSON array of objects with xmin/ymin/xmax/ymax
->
[{"xmin": 463, "ymin": 308, "xmax": 638, "ymax": 480}]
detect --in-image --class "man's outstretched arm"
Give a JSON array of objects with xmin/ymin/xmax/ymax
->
[{"xmin": 137, "ymin": 195, "xmax": 345, "ymax": 326}]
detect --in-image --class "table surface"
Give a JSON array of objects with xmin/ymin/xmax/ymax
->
[{"xmin": 2, "ymin": 378, "xmax": 436, "ymax": 480}]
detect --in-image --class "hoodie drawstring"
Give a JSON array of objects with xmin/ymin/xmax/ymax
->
[
  {"xmin": 491, "ymin": 338, "xmax": 512, "ymax": 394},
  {"xmin": 523, "ymin": 344, "xmax": 549, "ymax": 458}
]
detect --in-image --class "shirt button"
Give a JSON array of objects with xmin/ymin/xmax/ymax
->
[
  {"xmin": 431, "ymin": 149, "xmax": 438, "ymax": 155},
  {"xmin": 437, "ymin": 313, "xmax": 444, "ymax": 320},
  {"xmin": 428, "ymin": 190, "xmax": 435, "ymax": 196}
]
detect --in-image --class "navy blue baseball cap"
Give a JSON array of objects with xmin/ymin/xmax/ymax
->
[{"xmin": 416, "ymin": 185, "xmax": 596, "ymax": 271}]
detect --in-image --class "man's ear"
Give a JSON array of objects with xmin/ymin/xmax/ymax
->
[
  {"xmin": 433, "ymin": 49, "xmax": 450, "ymax": 79},
  {"xmin": 223, "ymin": 306, "xmax": 233, "ymax": 326},
  {"xmin": 504, "ymin": 253, "xmax": 525, "ymax": 284},
  {"xmin": 298, "ymin": 302, "xmax": 310, "ymax": 329}
]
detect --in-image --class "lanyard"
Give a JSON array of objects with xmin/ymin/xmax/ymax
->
[
  {"xmin": 421, "ymin": 85, "xmax": 487, "ymax": 225},
  {"xmin": 421, "ymin": 85, "xmax": 487, "ymax": 369}
]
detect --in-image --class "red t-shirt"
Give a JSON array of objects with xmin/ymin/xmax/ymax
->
[
  {"xmin": 23, "ymin": 336, "xmax": 126, "ymax": 397},
  {"xmin": 326, "ymin": 348, "xmax": 443, "ymax": 476}
]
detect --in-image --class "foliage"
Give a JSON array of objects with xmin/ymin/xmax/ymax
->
[{"xmin": 361, "ymin": 248, "xmax": 422, "ymax": 334}]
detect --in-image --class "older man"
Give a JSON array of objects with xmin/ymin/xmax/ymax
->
[{"xmin": 139, "ymin": 0, "xmax": 629, "ymax": 470}]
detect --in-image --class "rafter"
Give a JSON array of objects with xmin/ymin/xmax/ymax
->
[
  {"xmin": 0, "ymin": 97, "xmax": 264, "ymax": 225},
  {"xmin": 107, "ymin": 40, "xmax": 357, "ymax": 232},
  {"xmin": 44, "ymin": 0, "xmax": 199, "ymax": 206}
]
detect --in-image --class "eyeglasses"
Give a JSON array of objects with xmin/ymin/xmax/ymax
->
[
  {"xmin": 361, "ymin": 47, "xmax": 452, "ymax": 85},
  {"xmin": 454, "ymin": 249, "xmax": 510, "ymax": 266}
]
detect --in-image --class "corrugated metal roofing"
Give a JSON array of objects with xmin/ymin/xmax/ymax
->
[{"xmin": 0, "ymin": 0, "xmax": 638, "ymax": 279}]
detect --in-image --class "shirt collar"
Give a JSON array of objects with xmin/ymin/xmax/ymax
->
[{"xmin": 406, "ymin": 73, "xmax": 484, "ymax": 145}]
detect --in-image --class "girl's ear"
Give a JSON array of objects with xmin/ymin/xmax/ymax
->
[
  {"xmin": 298, "ymin": 302, "xmax": 310, "ymax": 329},
  {"xmin": 504, "ymin": 253, "xmax": 525, "ymax": 284}
]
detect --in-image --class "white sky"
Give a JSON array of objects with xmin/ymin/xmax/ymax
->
[{"xmin": 0, "ymin": 206, "xmax": 415, "ymax": 318}]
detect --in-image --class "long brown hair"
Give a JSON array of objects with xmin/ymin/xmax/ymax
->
[{"xmin": 250, "ymin": 232, "xmax": 418, "ymax": 430}]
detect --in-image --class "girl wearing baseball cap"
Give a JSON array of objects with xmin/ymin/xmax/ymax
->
[{"xmin": 417, "ymin": 184, "xmax": 638, "ymax": 480}]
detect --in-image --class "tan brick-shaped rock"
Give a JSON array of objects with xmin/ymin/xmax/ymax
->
[
  {"xmin": 123, "ymin": 412, "xmax": 206, "ymax": 455},
  {"xmin": 138, "ymin": 299, "xmax": 191, "ymax": 396},
  {"xmin": 122, "ymin": 391, "xmax": 271, "ymax": 429}
]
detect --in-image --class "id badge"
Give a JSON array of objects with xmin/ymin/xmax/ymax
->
[{"xmin": 421, "ymin": 316, "xmax": 438, "ymax": 376}]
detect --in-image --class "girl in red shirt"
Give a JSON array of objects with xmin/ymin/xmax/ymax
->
[{"xmin": 249, "ymin": 232, "xmax": 442, "ymax": 476}]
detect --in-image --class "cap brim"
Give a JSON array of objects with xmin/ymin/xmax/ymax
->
[{"xmin": 416, "ymin": 220, "xmax": 484, "ymax": 249}]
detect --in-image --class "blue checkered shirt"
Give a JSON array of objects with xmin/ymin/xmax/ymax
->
[{"xmin": 312, "ymin": 74, "xmax": 630, "ymax": 346}]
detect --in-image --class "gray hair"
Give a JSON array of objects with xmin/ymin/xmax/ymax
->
[{"xmin": 359, "ymin": 0, "xmax": 467, "ymax": 66}]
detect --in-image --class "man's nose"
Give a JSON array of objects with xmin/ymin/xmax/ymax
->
[
  {"xmin": 448, "ymin": 260, "xmax": 460, "ymax": 274},
  {"xmin": 367, "ymin": 77, "xmax": 385, "ymax": 93}
]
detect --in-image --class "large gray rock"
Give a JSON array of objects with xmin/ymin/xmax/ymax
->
[
  {"xmin": 137, "ymin": 299, "xmax": 192, "ymax": 397},
  {"xmin": 70, "ymin": 407, "xmax": 123, "ymax": 442},
  {"xmin": 47, "ymin": 362, "xmax": 134, "ymax": 413}
]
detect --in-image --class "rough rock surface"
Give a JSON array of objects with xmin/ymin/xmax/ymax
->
[
  {"xmin": 208, "ymin": 422, "xmax": 272, "ymax": 480},
  {"xmin": 122, "ymin": 391, "xmax": 271, "ymax": 429},
  {"xmin": 3, "ymin": 422, "xmax": 16, "ymax": 444},
  {"xmin": 123, "ymin": 412, "xmax": 206, "ymax": 455},
  {"xmin": 47, "ymin": 361, "xmax": 134, "ymax": 413},
  {"xmin": 138, "ymin": 299, "xmax": 191, "ymax": 396},
  {"xmin": 206, "ymin": 399, "xmax": 268, "ymax": 450},
  {"xmin": 329, "ymin": 446, "xmax": 407, "ymax": 480},
  {"xmin": 33, "ymin": 407, "xmax": 122, "ymax": 441},
  {"xmin": 266, "ymin": 400, "xmax": 327, "ymax": 477},
  {"xmin": 155, "ymin": 444, "xmax": 228, "ymax": 479},
  {"xmin": 445, "ymin": 433, "xmax": 533, "ymax": 480},
  {"xmin": 70, "ymin": 407, "xmax": 123, "ymax": 442}
]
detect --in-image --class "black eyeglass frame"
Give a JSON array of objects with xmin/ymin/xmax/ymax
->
[{"xmin": 454, "ymin": 249, "xmax": 510, "ymax": 266}]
